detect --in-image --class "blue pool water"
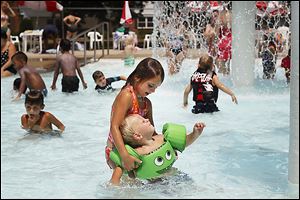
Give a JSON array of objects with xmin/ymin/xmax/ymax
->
[{"xmin": 1, "ymin": 57, "xmax": 294, "ymax": 198}]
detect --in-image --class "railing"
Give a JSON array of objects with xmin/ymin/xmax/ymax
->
[{"xmin": 67, "ymin": 22, "xmax": 110, "ymax": 66}]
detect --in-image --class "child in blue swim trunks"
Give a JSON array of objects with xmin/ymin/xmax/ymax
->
[{"xmin": 92, "ymin": 70, "xmax": 127, "ymax": 93}]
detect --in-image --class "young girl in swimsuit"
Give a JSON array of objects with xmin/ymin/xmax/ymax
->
[
  {"xmin": 21, "ymin": 91, "xmax": 65, "ymax": 133},
  {"xmin": 105, "ymin": 57, "xmax": 165, "ymax": 184},
  {"xmin": 1, "ymin": 1, "xmax": 15, "ymax": 39}
]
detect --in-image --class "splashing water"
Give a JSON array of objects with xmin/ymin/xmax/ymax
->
[{"xmin": 1, "ymin": 56, "xmax": 293, "ymax": 198}]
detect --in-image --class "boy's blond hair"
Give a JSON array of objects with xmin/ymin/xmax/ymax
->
[
  {"xmin": 120, "ymin": 115, "xmax": 140, "ymax": 148},
  {"xmin": 124, "ymin": 35, "xmax": 134, "ymax": 46}
]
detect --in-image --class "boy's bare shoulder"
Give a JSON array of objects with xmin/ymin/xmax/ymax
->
[{"xmin": 43, "ymin": 111, "xmax": 54, "ymax": 118}]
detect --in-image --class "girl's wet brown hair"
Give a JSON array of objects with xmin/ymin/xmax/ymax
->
[{"xmin": 123, "ymin": 57, "xmax": 165, "ymax": 89}]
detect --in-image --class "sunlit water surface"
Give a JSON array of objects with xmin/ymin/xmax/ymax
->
[{"xmin": 1, "ymin": 57, "xmax": 293, "ymax": 198}]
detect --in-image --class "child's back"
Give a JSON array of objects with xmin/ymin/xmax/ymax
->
[
  {"xmin": 22, "ymin": 66, "xmax": 46, "ymax": 91},
  {"xmin": 57, "ymin": 53, "xmax": 78, "ymax": 76}
]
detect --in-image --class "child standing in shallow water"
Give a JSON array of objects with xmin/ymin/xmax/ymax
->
[
  {"xmin": 183, "ymin": 53, "xmax": 237, "ymax": 114},
  {"xmin": 123, "ymin": 35, "xmax": 136, "ymax": 67},
  {"xmin": 50, "ymin": 39, "xmax": 87, "ymax": 93},
  {"xmin": 21, "ymin": 90, "xmax": 65, "ymax": 133},
  {"xmin": 105, "ymin": 57, "xmax": 165, "ymax": 183}
]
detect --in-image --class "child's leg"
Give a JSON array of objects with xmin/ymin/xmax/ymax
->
[{"xmin": 110, "ymin": 166, "xmax": 123, "ymax": 185}]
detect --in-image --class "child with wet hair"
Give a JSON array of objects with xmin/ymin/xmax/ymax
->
[
  {"xmin": 183, "ymin": 53, "xmax": 237, "ymax": 114},
  {"xmin": 13, "ymin": 77, "xmax": 27, "ymax": 94},
  {"xmin": 108, "ymin": 114, "xmax": 205, "ymax": 185},
  {"xmin": 105, "ymin": 57, "xmax": 165, "ymax": 184},
  {"xmin": 92, "ymin": 70, "xmax": 126, "ymax": 93},
  {"xmin": 11, "ymin": 51, "xmax": 47, "ymax": 101},
  {"xmin": 21, "ymin": 90, "xmax": 65, "ymax": 133},
  {"xmin": 123, "ymin": 35, "xmax": 136, "ymax": 67}
]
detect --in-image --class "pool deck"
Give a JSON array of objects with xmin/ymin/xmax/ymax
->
[
  {"xmin": 27, "ymin": 49, "xmax": 154, "ymax": 72},
  {"xmin": 26, "ymin": 48, "xmax": 202, "ymax": 72}
]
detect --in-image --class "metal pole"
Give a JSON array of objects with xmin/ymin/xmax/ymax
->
[
  {"xmin": 84, "ymin": 34, "xmax": 86, "ymax": 65},
  {"xmin": 94, "ymin": 28, "xmax": 96, "ymax": 61},
  {"xmin": 107, "ymin": 22, "xmax": 110, "ymax": 55},
  {"xmin": 288, "ymin": 1, "xmax": 299, "ymax": 187},
  {"xmin": 61, "ymin": 10, "xmax": 64, "ymax": 39}
]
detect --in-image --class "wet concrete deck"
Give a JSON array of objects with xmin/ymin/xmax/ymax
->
[{"xmin": 27, "ymin": 49, "xmax": 154, "ymax": 72}]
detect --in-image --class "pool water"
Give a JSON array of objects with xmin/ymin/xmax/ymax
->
[{"xmin": 1, "ymin": 57, "xmax": 293, "ymax": 198}]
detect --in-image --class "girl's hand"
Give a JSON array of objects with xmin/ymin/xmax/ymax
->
[{"xmin": 122, "ymin": 154, "xmax": 142, "ymax": 171}]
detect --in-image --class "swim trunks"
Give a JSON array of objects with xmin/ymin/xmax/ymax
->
[{"xmin": 61, "ymin": 76, "xmax": 79, "ymax": 93}]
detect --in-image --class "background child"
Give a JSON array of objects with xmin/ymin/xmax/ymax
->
[
  {"xmin": 105, "ymin": 57, "xmax": 165, "ymax": 177},
  {"xmin": 109, "ymin": 114, "xmax": 205, "ymax": 185},
  {"xmin": 50, "ymin": 39, "xmax": 87, "ymax": 93},
  {"xmin": 123, "ymin": 35, "xmax": 136, "ymax": 67},
  {"xmin": 262, "ymin": 41, "xmax": 277, "ymax": 79},
  {"xmin": 92, "ymin": 70, "xmax": 127, "ymax": 93},
  {"xmin": 183, "ymin": 53, "xmax": 237, "ymax": 114},
  {"xmin": 13, "ymin": 77, "xmax": 27, "ymax": 94},
  {"xmin": 11, "ymin": 52, "xmax": 47, "ymax": 101},
  {"xmin": 21, "ymin": 90, "xmax": 65, "ymax": 133},
  {"xmin": 280, "ymin": 48, "xmax": 291, "ymax": 84}
]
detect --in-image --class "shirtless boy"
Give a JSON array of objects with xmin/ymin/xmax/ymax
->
[
  {"xmin": 50, "ymin": 39, "xmax": 87, "ymax": 93},
  {"xmin": 11, "ymin": 52, "xmax": 47, "ymax": 101}
]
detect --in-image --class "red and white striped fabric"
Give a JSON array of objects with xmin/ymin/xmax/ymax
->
[
  {"xmin": 18, "ymin": 1, "xmax": 63, "ymax": 12},
  {"xmin": 120, "ymin": 1, "xmax": 132, "ymax": 25},
  {"xmin": 256, "ymin": 1, "xmax": 287, "ymax": 16}
]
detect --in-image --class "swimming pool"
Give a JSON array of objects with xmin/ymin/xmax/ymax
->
[{"xmin": 1, "ymin": 57, "xmax": 294, "ymax": 198}]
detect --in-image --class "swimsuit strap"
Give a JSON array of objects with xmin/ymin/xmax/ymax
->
[
  {"xmin": 126, "ymin": 85, "xmax": 148, "ymax": 116},
  {"xmin": 127, "ymin": 85, "xmax": 139, "ymax": 114}
]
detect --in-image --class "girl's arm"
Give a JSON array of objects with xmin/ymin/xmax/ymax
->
[
  {"xmin": 6, "ymin": 3, "xmax": 16, "ymax": 17},
  {"xmin": 111, "ymin": 91, "xmax": 142, "ymax": 170},
  {"xmin": 183, "ymin": 83, "xmax": 192, "ymax": 107},
  {"xmin": 213, "ymin": 75, "xmax": 238, "ymax": 104},
  {"xmin": 43, "ymin": 112, "xmax": 65, "ymax": 133}
]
